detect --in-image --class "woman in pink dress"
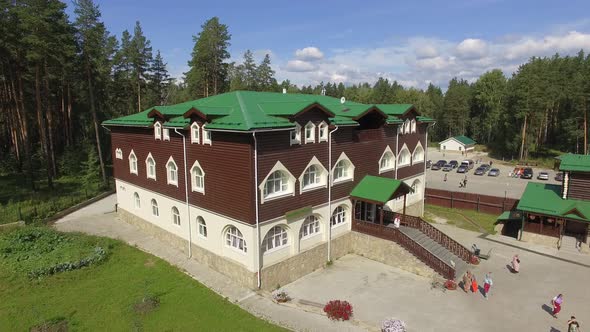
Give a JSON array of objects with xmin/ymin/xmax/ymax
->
[{"xmin": 511, "ymin": 254, "xmax": 520, "ymax": 273}]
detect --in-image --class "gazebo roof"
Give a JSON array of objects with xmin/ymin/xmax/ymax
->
[
  {"xmin": 517, "ymin": 182, "xmax": 590, "ymax": 223},
  {"xmin": 350, "ymin": 175, "xmax": 411, "ymax": 204}
]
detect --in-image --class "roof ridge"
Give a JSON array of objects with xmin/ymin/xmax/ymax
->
[{"xmin": 235, "ymin": 91, "xmax": 253, "ymax": 129}]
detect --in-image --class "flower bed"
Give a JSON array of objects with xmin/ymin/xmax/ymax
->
[
  {"xmin": 382, "ymin": 318, "xmax": 407, "ymax": 332},
  {"xmin": 444, "ymin": 279, "xmax": 457, "ymax": 290},
  {"xmin": 272, "ymin": 289, "xmax": 291, "ymax": 303},
  {"xmin": 323, "ymin": 300, "xmax": 353, "ymax": 321}
]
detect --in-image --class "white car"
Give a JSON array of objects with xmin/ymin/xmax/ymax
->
[{"xmin": 537, "ymin": 172, "xmax": 549, "ymax": 180}]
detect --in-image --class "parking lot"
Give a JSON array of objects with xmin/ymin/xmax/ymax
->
[{"xmin": 425, "ymin": 148, "xmax": 560, "ymax": 199}]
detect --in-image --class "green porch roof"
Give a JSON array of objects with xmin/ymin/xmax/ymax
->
[
  {"xmin": 516, "ymin": 182, "xmax": 590, "ymax": 223},
  {"xmin": 350, "ymin": 175, "xmax": 411, "ymax": 204},
  {"xmin": 452, "ymin": 135, "xmax": 476, "ymax": 145},
  {"xmin": 103, "ymin": 91, "xmax": 434, "ymax": 131},
  {"xmin": 558, "ymin": 153, "xmax": 590, "ymax": 172}
]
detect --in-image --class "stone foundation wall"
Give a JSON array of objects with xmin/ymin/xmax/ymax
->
[
  {"xmin": 521, "ymin": 231, "xmax": 559, "ymax": 248},
  {"xmin": 350, "ymin": 232, "xmax": 436, "ymax": 279}
]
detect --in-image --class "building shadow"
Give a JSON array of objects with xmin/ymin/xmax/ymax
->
[{"xmin": 550, "ymin": 327, "xmax": 561, "ymax": 332}]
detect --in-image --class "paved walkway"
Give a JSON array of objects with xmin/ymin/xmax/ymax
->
[{"xmin": 54, "ymin": 194, "xmax": 365, "ymax": 332}]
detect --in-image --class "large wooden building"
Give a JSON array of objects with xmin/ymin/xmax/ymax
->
[{"xmin": 103, "ymin": 91, "xmax": 435, "ymax": 288}]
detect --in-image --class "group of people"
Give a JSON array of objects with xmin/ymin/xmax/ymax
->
[
  {"xmin": 551, "ymin": 294, "xmax": 581, "ymax": 331},
  {"xmin": 459, "ymin": 175, "xmax": 468, "ymax": 188},
  {"xmin": 461, "ymin": 271, "xmax": 493, "ymax": 299}
]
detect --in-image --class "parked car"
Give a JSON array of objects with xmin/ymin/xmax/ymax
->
[
  {"xmin": 521, "ymin": 167, "xmax": 533, "ymax": 179},
  {"xmin": 461, "ymin": 159, "xmax": 475, "ymax": 170},
  {"xmin": 449, "ymin": 160, "xmax": 459, "ymax": 168},
  {"xmin": 537, "ymin": 171, "xmax": 549, "ymax": 180},
  {"xmin": 474, "ymin": 166, "xmax": 486, "ymax": 175},
  {"xmin": 479, "ymin": 164, "xmax": 491, "ymax": 172},
  {"xmin": 426, "ymin": 160, "xmax": 432, "ymax": 169},
  {"xmin": 442, "ymin": 164, "xmax": 454, "ymax": 172},
  {"xmin": 488, "ymin": 168, "xmax": 500, "ymax": 177},
  {"xmin": 457, "ymin": 165, "xmax": 468, "ymax": 173},
  {"xmin": 431, "ymin": 160, "xmax": 446, "ymax": 170},
  {"xmin": 555, "ymin": 172, "xmax": 564, "ymax": 182}
]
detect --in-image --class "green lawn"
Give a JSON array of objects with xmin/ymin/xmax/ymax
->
[
  {"xmin": 0, "ymin": 227, "xmax": 284, "ymax": 331},
  {"xmin": 424, "ymin": 204, "xmax": 498, "ymax": 234}
]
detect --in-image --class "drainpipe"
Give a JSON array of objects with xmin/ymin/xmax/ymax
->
[
  {"xmin": 422, "ymin": 126, "xmax": 429, "ymax": 216},
  {"xmin": 174, "ymin": 128, "xmax": 192, "ymax": 258},
  {"xmin": 253, "ymin": 132, "xmax": 261, "ymax": 289},
  {"xmin": 395, "ymin": 127, "xmax": 400, "ymax": 179},
  {"xmin": 327, "ymin": 125, "xmax": 339, "ymax": 262}
]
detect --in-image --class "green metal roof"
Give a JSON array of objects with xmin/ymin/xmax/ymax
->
[
  {"xmin": 417, "ymin": 116, "xmax": 436, "ymax": 123},
  {"xmin": 103, "ymin": 91, "xmax": 430, "ymax": 131},
  {"xmin": 350, "ymin": 175, "xmax": 411, "ymax": 204},
  {"xmin": 516, "ymin": 182, "xmax": 590, "ymax": 223},
  {"xmin": 496, "ymin": 211, "xmax": 523, "ymax": 221},
  {"xmin": 558, "ymin": 153, "xmax": 590, "ymax": 172},
  {"xmin": 452, "ymin": 135, "xmax": 476, "ymax": 145}
]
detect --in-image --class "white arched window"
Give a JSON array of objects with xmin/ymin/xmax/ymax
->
[
  {"xmin": 115, "ymin": 148, "xmax": 123, "ymax": 159},
  {"xmin": 411, "ymin": 119, "xmax": 417, "ymax": 133},
  {"xmin": 412, "ymin": 143, "xmax": 424, "ymax": 164},
  {"xmin": 290, "ymin": 123, "xmax": 302, "ymax": 145},
  {"xmin": 154, "ymin": 122, "xmax": 162, "ymax": 140},
  {"xmin": 191, "ymin": 161, "xmax": 205, "ymax": 193},
  {"xmin": 202, "ymin": 128, "xmax": 212, "ymax": 145},
  {"xmin": 191, "ymin": 122, "xmax": 200, "ymax": 144},
  {"xmin": 300, "ymin": 215, "xmax": 320, "ymax": 239},
  {"xmin": 225, "ymin": 226, "xmax": 247, "ymax": 253},
  {"xmin": 163, "ymin": 128, "xmax": 170, "ymax": 141},
  {"xmin": 302, "ymin": 165, "xmax": 321, "ymax": 188},
  {"xmin": 197, "ymin": 217, "xmax": 207, "ymax": 237},
  {"xmin": 128, "ymin": 150, "xmax": 138, "ymax": 175},
  {"xmin": 331, "ymin": 205, "xmax": 347, "ymax": 227},
  {"xmin": 304, "ymin": 122, "xmax": 316, "ymax": 144},
  {"xmin": 379, "ymin": 149, "xmax": 395, "ymax": 173},
  {"xmin": 398, "ymin": 145, "xmax": 411, "ymax": 167},
  {"xmin": 146, "ymin": 153, "xmax": 156, "ymax": 180},
  {"xmin": 264, "ymin": 170, "xmax": 288, "ymax": 198},
  {"xmin": 172, "ymin": 206, "xmax": 181, "ymax": 226},
  {"xmin": 334, "ymin": 160, "xmax": 351, "ymax": 182},
  {"xmin": 151, "ymin": 199, "xmax": 159, "ymax": 217},
  {"xmin": 410, "ymin": 179, "xmax": 421, "ymax": 197},
  {"xmin": 262, "ymin": 226, "xmax": 288, "ymax": 253},
  {"xmin": 318, "ymin": 122, "xmax": 328, "ymax": 142},
  {"xmin": 133, "ymin": 192, "xmax": 140, "ymax": 209},
  {"xmin": 167, "ymin": 157, "xmax": 178, "ymax": 186},
  {"xmin": 404, "ymin": 120, "xmax": 411, "ymax": 134}
]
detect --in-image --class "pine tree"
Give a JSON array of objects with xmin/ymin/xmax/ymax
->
[
  {"xmin": 130, "ymin": 21, "xmax": 153, "ymax": 112},
  {"xmin": 242, "ymin": 50, "xmax": 257, "ymax": 90},
  {"xmin": 256, "ymin": 54, "xmax": 277, "ymax": 92},
  {"xmin": 148, "ymin": 50, "xmax": 171, "ymax": 105}
]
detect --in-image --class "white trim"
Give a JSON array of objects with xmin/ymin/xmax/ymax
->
[
  {"xmin": 318, "ymin": 121, "xmax": 328, "ymax": 142},
  {"xmin": 331, "ymin": 152, "xmax": 355, "ymax": 184},
  {"xmin": 411, "ymin": 141, "xmax": 425, "ymax": 164},
  {"xmin": 166, "ymin": 156, "xmax": 179, "ymax": 186},
  {"xmin": 115, "ymin": 148, "xmax": 123, "ymax": 159},
  {"xmin": 163, "ymin": 128, "xmax": 170, "ymax": 141},
  {"xmin": 304, "ymin": 121, "xmax": 316, "ymax": 144},
  {"xmin": 410, "ymin": 119, "xmax": 416, "ymax": 133},
  {"xmin": 128, "ymin": 150, "xmax": 138, "ymax": 175},
  {"xmin": 154, "ymin": 122, "xmax": 162, "ymax": 140},
  {"xmin": 299, "ymin": 156, "xmax": 328, "ymax": 193},
  {"xmin": 379, "ymin": 145, "xmax": 395, "ymax": 173},
  {"xmin": 202, "ymin": 127, "xmax": 212, "ymax": 145},
  {"xmin": 190, "ymin": 122, "xmax": 200, "ymax": 144},
  {"xmin": 145, "ymin": 153, "xmax": 156, "ymax": 180},
  {"xmin": 397, "ymin": 143, "xmax": 411, "ymax": 168},
  {"xmin": 259, "ymin": 161, "xmax": 296, "ymax": 204},
  {"xmin": 290, "ymin": 123, "xmax": 302, "ymax": 145},
  {"xmin": 404, "ymin": 119, "xmax": 411, "ymax": 134},
  {"xmin": 190, "ymin": 160, "xmax": 205, "ymax": 194}
]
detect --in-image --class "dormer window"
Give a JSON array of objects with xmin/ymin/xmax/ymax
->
[
  {"xmin": 404, "ymin": 120, "xmax": 411, "ymax": 134},
  {"xmin": 379, "ymin": 146, "xmax": 395, "ymax": 173},
  {"xmin": 304, "ymin": 122, "xmax": 316, "ymax": 144},
  {"xmin": 411, "ymin": 119, "xmax": 416, "ymax": 133},
  {"xmin": 290, "ymin": 123, "xmax": 301, "ymax": 145},
  {"xmin": 163, "ymin": 128, "xmax": 170, "ymax": 141},
  {"xmin": 203, "ymin": 128, "xmax": 212, "ymax": 145},
  {"xmin": 318, "ymin": 122, "xmax": 328, "ymax": 142},
  {"xmin": 154, "ymin": 122, "xmax": 162, "ymax": 140},
  {"xmin": 191, "ymin": 122, "xmax": 200, "ymax": 144}
]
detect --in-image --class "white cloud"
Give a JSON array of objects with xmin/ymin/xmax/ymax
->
[
  {"xmin": 456, "ymin": 38, "xmax": 488, "ymax": 59},
  {"xmin": 284, "ymin": 60, "xmax": 318, "ymax": 72},
  {"xmin": 294, "ymin": 47, "xmax": 324, "ymax": 61},
  {"xmin": 415, "ymin": 44, "xmax": 439, "ymax": 59}
]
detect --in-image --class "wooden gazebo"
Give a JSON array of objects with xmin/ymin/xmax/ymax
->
[{"xmin": 350, "ymin": 175, "xmax": 412, "ymax": 226}]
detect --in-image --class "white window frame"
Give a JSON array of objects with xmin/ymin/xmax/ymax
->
[
  {"xmin": 300, "ymin": 215, "xmax": 320, "ymax": 239},
  {"xmin": 225, "ymin": 226, "xmax": 247, "ymax": 253},
  {"xmin": 318, "ymin": 121, "xmax": 328, "ymax": 142},
  {"xmin": 331, "ymin": 205, "xmax": 347, "ymax": 228},
  {"xmin": 145, "ymin": 153, "xmax": 156, "ymax": 180},
  {"xmin": 262, "ymin": 226, "xmax": 288, "ymax": 254},
  {"xmin": 190, "ymin": 122, "xmax": 200, "ymax": 144},
  {"xmin": 411, "ymin": 119, "xmax": 417, "ymax": 133},
  {"xmin": 154, "ymin": 122, "xmax": 162, "ymax": 140},
  {"xmin": 202, "ymin": 127, "xmax": 212, "ymax": 145},
  {"xmin": 197, "ymin": 216, "xmax": 207, "ymax": 238},
  {"xmin": 172, "ymin": 206, "xmax": 181, "ymax": 226},
  {"xmin": 404, "ymin": 120, "xmax": 411, "ymax": 134},
  {"xmin": 290, "ymin": 123, "xmax": 302, "ymax": 145},
  {"xmin": 259, "ymin": 161, "xmax": 296, "ymax": 203},
  {"xmin": 299, "ymin": 156, "xmax": 328, "ymax": 193},
  {"xmin": 409, "ymin": 179, "xmax": 421, "ymax": 197},
  {"xmin": 398, "ymin": 144, "xmax": 411, "ymax": 168},
  {"xmin": 115, "ymin": 148, "xmax": 123, "ymax": 159},
  {"xmin": 163, "ymin": 128, "xmax": 170, "ymax": 141},
  {"xmin": 128, "ymin": 150, "xmax": 138, "ymax": 175},
  {"xmin": 412, "ymin": 141, "xmax": 425, "ymax": 164},
  {"xmin": 304, "ymin": 121, "xmax": 316, "ymax": 144},
  {"xmin": 190, "ymin": 160, "xmax": 205, "ymax": 194},
  {"xmin": 151, "ymin": 199, "xmax": 159, "ymax": 217},
  {"xmin": 331, "ymin": 152, "xmax": 355, "ymax": 184},
  {"xmin": 166, "ymin": 156, "xmax": 179, "ymax": 186},
  {"xmin": 379, "ymin": 146, "xmax": 395, "ymax": 173},
  {"xmin": 133, "ymin": 192, "xmax": 140, "ymax": 209}
]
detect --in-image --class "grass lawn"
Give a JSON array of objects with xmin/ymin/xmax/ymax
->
[
  {"xmin": 424, "ymin": 204, "xmax": 498, "ymax": 234},
  {"xmin": 0, "ymin": 175, "xmax": 109, "ymax": 224},
  {"xmin": 0, "ymin": 227, "xmax": 285, "ymax": 331}
]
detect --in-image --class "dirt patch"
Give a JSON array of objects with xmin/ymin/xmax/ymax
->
[
  {"xmin": 425, "ymin": 212, "xmax": 448, "ymax": 224},
  {"xmin": 30, "ymin": 319, "xmax": 68, "ymax": 332},
  {"xmin": 133, "ymin": 296, "xmax": 160, "ymax": 315},
  {"xmin": 144, "ymin": 258, "xmax": 155, "ymax": 267}
]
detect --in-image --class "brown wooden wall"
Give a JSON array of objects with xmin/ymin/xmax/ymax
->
[
  {"xmin": 425, "ymin": 188, "xmax": 519, "ymax": 215},
  {"xmin": 568, "ymin": 172, "xmax": 590, "ymax": 201}
]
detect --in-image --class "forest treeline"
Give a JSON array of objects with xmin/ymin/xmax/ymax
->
[{"xmin": 0, "ymin": 0, "xmax": 588, "ymax": 194}]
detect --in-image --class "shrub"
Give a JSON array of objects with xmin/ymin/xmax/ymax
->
[
  {"xmin": 323, "ymin": 300, "xmax": 353, "ymax": 321},
  {"xmin": 381, "ymin": 318, "xmax": 406, "ymax": 332},
  {"xmin": 272, "ymin": 289, "xmax": 291, "ymax": 303}
]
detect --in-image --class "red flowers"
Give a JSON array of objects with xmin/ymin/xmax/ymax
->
[
  {"xmin": 323, "ymin": 300, "xmax": 353, "ymax": 321},
  {"xmin": 444, "ymin": 279, "xmax": 457, "ymax": 290},
  {"xmin": 470, "ymin": 255, "xmax": 480, "ymax": 265}
]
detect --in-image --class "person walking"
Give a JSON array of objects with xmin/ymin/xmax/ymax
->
[
  {"xmin": 552, "ymin": 294, "xmax": 564, "ymax": 318},
  {"xmin": 462, "ymin": 271, "xmax": 471, "ymax": 293},
  {"xmin": 471, "ymin": 274, "xmax": 478, "ymax": 293},
  {"xmin": 463, "ymin": 177, "xmax": 468, "ymax": 188},
  {"xmin": 568, "ymin": 316, "xmax": 580, "ymax": 332},
  {"xmin": 511, "ymin": 254, "xmax": 520, "ymax": 273},
  {"xmin": 444, "ymin": 173, "xmax": 448, "ymax": 182},
  {"xmin": 483, "ymin": 272, "xmax": 493, "ymax": 299}
]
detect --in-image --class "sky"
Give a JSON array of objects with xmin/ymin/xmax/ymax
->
[{"xmin": 67, "ymin": 0, "xmax": 590, "ymax": 89}]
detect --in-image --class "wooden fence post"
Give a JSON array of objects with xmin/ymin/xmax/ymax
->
[{"xmin": 477, "ymin": 196, "xmax": 480, "ymax": 212}]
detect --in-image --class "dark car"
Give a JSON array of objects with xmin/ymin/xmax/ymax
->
[
  {"xmin": 480, "ymin": 164, "xmax": 491, "ymax": 172},
  {"xmin": 426, "ymin": 160, "xmax": 432, "ymax": 169},
  {"xmin": 474, "ymin": 166, "xmax": 486, "ymax": 175},
  {"xmin": 449, "ymin": 160, "xmax": 459, "ymax": 168},
  {"xmin": 442, "ymin": 164, "xmax": 454, "ymax": 172},
  {"xmin": 457, "ymin": 165, "xmax": 468, "ymax": 173},
  {"xmin": 555, "ymin": 172, "xmax": 564, "ymax": 182},
  {"xmin": 431, "ymin": 160, "xmax": 446, "ymax": 171},
  {"xmin": 488, "ymin": 168, "xmax": 500, "ymax": 177},
  {"xmin": 521, "ymin": 167, "xmax": 533, "ymax": 179}
]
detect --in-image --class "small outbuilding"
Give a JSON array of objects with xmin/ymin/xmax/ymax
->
[{"xmin": 439, "ymin": 135, "xmax": 476, "ymax": 153}]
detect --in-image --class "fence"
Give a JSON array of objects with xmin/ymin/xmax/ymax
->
[{"xmin": 425, "ymin": 188, "xmax": 519, "ymax": 215}]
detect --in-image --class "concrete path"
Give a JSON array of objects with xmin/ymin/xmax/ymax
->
[{"xmin": 54, "ymin": 194, "xmax": 365, "ymax": 332}]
